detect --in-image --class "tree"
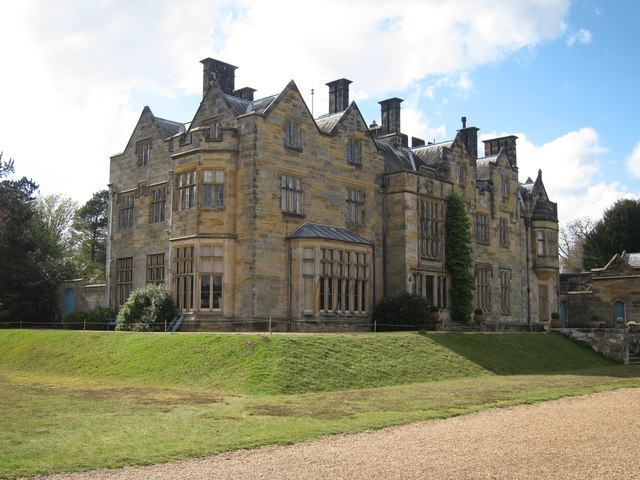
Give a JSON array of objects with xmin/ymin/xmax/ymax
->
[
  {"xmin": 445, "ymin": 192, "xmax": 475, "ymax": 323},
  {"xmin": 582, "ymin": 199, "xmax": 640, "ymax": 270},
  {"xmin": 0, "ymin": 154, "xmax": 60, "ymax": 326},
  {"xmin": 35, "ymin": 194, "xmax": 80, "ymax": 279},
  {"xmin": 559, "ymin": 217, "xmax": 595, "ymax": 273},
  {"xmin": 72, "ymin": 189, "xmax": 108, "ymax": 281},
  {"xmin": 35, "ymin": 194, "xmax": 78, "ymax": 250}
]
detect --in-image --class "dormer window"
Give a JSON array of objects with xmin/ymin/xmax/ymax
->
[
  {"xmin": 203, "ymin": 117, "xmax": 221, "ymax": 140},
  {"xmin": 347, "ymin": 138, "xmax": 362, "ymax": 165},
  {"xmin": 136, "ymin": 140, "xmax": 150, "ymax": 166},
  {"xmin": 458, "ymin": 164, "xmax": 466, "ymax": 184},
  {"xmin": 502, "ymin": 177, "xmax": 510, "ymax": 198},
  {"xmin": 285, "ymin": 120, "xmax": 302, "ymax": 150}
]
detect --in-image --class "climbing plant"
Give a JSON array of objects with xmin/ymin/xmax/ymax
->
[{"xmin": 445, "ymin": 192, "xmax": 475, "ymax": 323}]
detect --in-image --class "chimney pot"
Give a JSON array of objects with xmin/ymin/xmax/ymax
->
[{"xmin": 461, "ymin": 116, "xmax": 467, "ymax": 128}]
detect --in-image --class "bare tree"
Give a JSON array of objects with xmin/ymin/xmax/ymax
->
[{"xmin": 559, "ymin": 217, "xmax": 595, "ymax": 272}]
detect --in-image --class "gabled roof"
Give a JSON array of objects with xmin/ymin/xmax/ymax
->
[
  {"xmin": 230, "ymin": 93, "xmax": 279, "ymax": 117},
  {"xmin": 155, "ymin": 116, "xmax": 184, "ymax": 140},
  {"xmin": 476, "ymin": 155, "xmax": 499, "ymax": 181},
  {"xmin": 411, "ymin": 140, "xmax": 454, "ymax": 166},
  {"xmin": 376, "ymin": 139, "xmax": 414, "ymax": 172},
  {"xmin": 315, "ymin": 111, "xmax": 345, "ymax": 134},
  {"xmin": 116, "ymin": 106, "xmax": 184, "ymax": 156},
  {"xmin": 287, "ymin": 223, "xmax": 372, "ymax": 245}
]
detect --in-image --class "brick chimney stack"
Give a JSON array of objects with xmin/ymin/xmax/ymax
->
[
  {"xmin": 326, "ymin": 78, "xmax": 352, "ymax": 114},
  {"xmin": 200, "ymin": 58, "xmax": 238, "ymax": 97}
]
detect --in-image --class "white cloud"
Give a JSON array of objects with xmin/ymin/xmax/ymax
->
[
  {"xmin": 626, "ymin": 141, "xmax": 640, "ymax": 178},
  {"xmin": 483, "ymin": 128, "xmax": 635, "ymax": 226},
  {"xmin": 0, "ymin": 0, "xmax": 570, "ymax": 202},
  {"xmin": 566, "ymin": 28, "xmax": 592, "ymax": 46}
]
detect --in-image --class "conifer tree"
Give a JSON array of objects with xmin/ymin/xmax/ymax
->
[
  {"xmin": 582, "ymin": 198, "xmax": 640, "ymax": 270},
  {"xmin": 445, "ymin": 192, "xmax": 475, "ymax": 323}
]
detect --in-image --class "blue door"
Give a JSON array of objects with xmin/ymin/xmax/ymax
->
[
  {"xmin": 560, "ymin": 301, "xmax": 568, "ymax": 328},
  {"xmin": 63, "ymin": 289, "xmax": 75, "ymax": 314},
  {"xmin": 614, "ymin": 301, "xmax": 625, "ymax": 326}
]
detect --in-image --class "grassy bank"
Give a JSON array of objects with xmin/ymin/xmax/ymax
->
[{"xmin": 1, "ymin": 330, "xmax": 639, "ymax": 478}]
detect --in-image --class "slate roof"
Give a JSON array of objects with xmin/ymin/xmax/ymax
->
[
  {"xmin": 476, "ymin": 155, "xmax": 498, "ymax": 181},
  {"xmin": 224, "ymin": 93, "xmax": 279, "ymax": 117},
  {"xmin": 376, "ymin": 140, "xmax": 414, "ymax": 172},
  {"xmin": 315, "ymin": 112, "xmax": 344, "ymax": 134},
  {"xmin": 287, "ymin": 223, "xmax": 372, "ymax": 245},
  {"xmin": 155, "ymin": 117, "xmax": 184, "ymax": 140},
  {"xmin": 622, "ymin": 252, "xmax": 640, "ymax": 268},
  {"xmin": 412, "ymin": 140, "xmax": 453, "ymax": 166}
]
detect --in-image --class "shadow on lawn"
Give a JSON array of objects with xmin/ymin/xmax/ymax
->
[{"xmin": 425, "ymin": 331, "xmax": 640, "ymax": 377}]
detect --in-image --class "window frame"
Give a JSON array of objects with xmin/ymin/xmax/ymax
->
[
  {"xmin": 136, "ymin": 139, "xmax": 150, "ymax": 166},
  {"xmin": 116, "ymin": 257, "xmax": 133, "ymax": 306},
  {"xmin": 119, "ymin": 193, "xmax": 134, "ymax": 229},
  {"xmin": 500, "ymin": 269, "xmax": 511, "ymax": 314},
  {"xmin": 346, "ymin": 187, "xmax": 365, "ymax": 224},
  {"xmin": 499, "ymin": 217, "xmax": 509, "ymax": 247},
  {"xmin": 174, "ymin": 246, "xmax": 195, "ymax": 312},
  {"xmin": 476, "ymin": 266, "xmax": 491, "ymax": 312},
  {"xmin": 149, "ymin": 187, "xmax": 166, "ymax": 223},
  {"xmin": 476, "ymin": 212, "xmax": 490, "ymax": 244},
  {"xmin": 347, "ymin": 138, "xmax": 362, "ymax": 165},
  {"xmin": 146, "ymin": 253, "xmax": 165, "ymax": 284},
  {"xmin": 284, "ymin": 120, "xmax": 302, "ymax": 150},
  {"xmin": 419, "ymin": 199, "xmax": 441, "ymax": 259},
  {"xmin": 536, "ymin": 230, "xmax": 558, "ymax": 258},
  {"xmin": 199, "ymin": 245, "xmax": 224, "ymax": 311},
  {"xmin": 202, "ymin": 169, "xmax": 225, "ymax": 208},
  {"xmin": 176, "ymin": 171, "xmax": 197, "ymax": 211},
  {"xmin": 281, "ymin": 174, "xmax": 303, "ymax": 215}
]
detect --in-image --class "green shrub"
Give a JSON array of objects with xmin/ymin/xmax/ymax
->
[
  {"xmin": 373, "ymin": 292, "xmax": 430, "ymax": 331},
  {"xmin": 116, "ymin": 284, "xmax": 176, "ymax": 332},
  {"xmin": 86, "ymin": 306, "xmax": 118, "ymax": 331},
  {"xmin": 62, "ymin": 311, "xmax": 87, "ymax": 330}
]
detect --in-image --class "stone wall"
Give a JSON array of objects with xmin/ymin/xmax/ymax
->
[
  {"xmin": 57, "ymin": 279, "xmax": 106, "ymax": 315},
  {"xmin": 556, "ymin": 328, "xmax": 640, "ymax": 364}
]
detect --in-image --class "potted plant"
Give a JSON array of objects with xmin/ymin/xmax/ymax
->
[
  {"xmin": 429, "ymin": 305, "xmax": 441, "ymax": 322},
  {"xmin": 474, "ymin": 308, "xmax": 484, "ymax": 325},
  {"xmin": 588, "ymin": 314, "xmax": 601, "ymax": 328},
  {"xmin": 550, "ymin": 311, "xmax": 561, "ymax": 329},
  {"xmin": 628, "ymin": 321, "xmax": 639, "ymax": 330}
]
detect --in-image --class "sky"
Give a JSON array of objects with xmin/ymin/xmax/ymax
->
[{"xmin": 1, "ymin": 0, "xmax": 639, "ymax": 227}]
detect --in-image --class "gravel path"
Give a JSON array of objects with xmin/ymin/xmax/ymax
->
[{"xmin": 23, "ymin": 388, "xmax": 640, "ymax": 480}]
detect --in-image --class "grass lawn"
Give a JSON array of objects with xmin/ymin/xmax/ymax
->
[{"xmin": 1, "ymin": 330, "xmax": 639, "ymax": 479}]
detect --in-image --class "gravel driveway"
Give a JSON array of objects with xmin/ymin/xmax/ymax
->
[{"xmin": 22, "ymin": 388, "xmax": 640, "ymax": 480}]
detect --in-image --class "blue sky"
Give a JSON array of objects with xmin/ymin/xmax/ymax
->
[{"xmin": 1, "ymin": 0, "xmax": 639, "ymax": 227}]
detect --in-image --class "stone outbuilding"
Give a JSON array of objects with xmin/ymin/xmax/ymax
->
[{"xmin": 560, "ymin": 252, "xmax": 640, "ymax": 327}]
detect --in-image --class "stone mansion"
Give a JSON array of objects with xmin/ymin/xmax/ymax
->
[{"xmin": 106, "ymin": 58, "xmax": 559, "ymax": 331}]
